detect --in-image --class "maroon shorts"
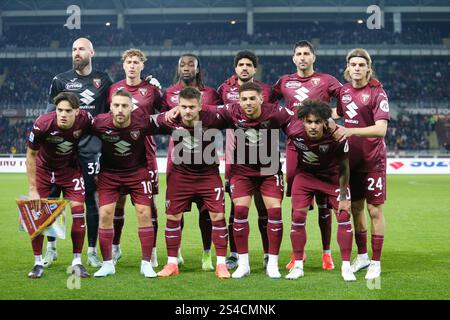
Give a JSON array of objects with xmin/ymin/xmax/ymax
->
[
  {"xmin": 291, "ymin": 171, "xmax": 348, "ymax": 211},
  {"xmin": 230, "ymin": 173, "xmax": 284, "ymax": 200},
  {"xmin": 285, "ymin": 140, "xmax": 298, "ymax": 197},
  {"xmin": 165, "ymin": 169, "xmax": 224, "ymax": 215},
  {"xmin": 98, "ymin": 167, "xmax": 152, "ymax": 207},
  {"xmin": 350, "ymin": 170, "xmax": 386, "ymax": 205},
  {"xmin": 36, "ymin": 166, "xmax": 84, "ymax": 202}
]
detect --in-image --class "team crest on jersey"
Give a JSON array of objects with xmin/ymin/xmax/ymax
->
[
  {"xmin": 260, "ymin": 120, "xmax": 271, "ymax": 129},
  {"xmin": 130, "ymin": 130, "xmax": 140, "ymax": 140},
  {"xmin": 73, "ymin": 130, "xmax": 82, "ymax": 139},
  {"xmin": 285, "ymin": 81, "xmax": 301, "ymax": 89},
  {"xmin": 165, "ymin": 200, "xmax": 171, "ymax": 209},
  {"xmin": 342, "ymin": 94, "xmax": 352, "ymax": 103},
  {"xmin": 361, "ymin": 94, "xmax": 370, "ymax": 104},
  {"xmin": 139, "ymin": 88, "xmax": 148, "ymax": 96},
  {"xmin": 319, "ymin": 144, "xmax": 330, "ymax": 154},
  {"xmin": 311, "ymin": 77, "xmax": 321, "ymax": 86},
  {"xmin": 93, "ymin": 78, "xmax": 101, "ymax": 89}
]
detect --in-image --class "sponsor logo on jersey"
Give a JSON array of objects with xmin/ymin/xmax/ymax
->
[
  {"xmin": 311, "ymin": 77, "xmax": 321, "ymax": 86},
  {"xmin": 139, "ymin": 88, "xmax": 147, "ymax": 96},
  {"xmin": 56, "ymin": 141, "xmax": 73, "ymax": 154},
  {"xmin": 65, "ymin": 80, "xmax": 83, "ymax": 91},
  {"xmin": 50, "ymin": 131, "xmax": 59, "ymax": 135},
  {"xmin": 342, "ymin": 94, "xmax": 352, "ymax": 103},
  {"xmin": 302, "ymin": 151, "xmax": 319, "ymax": 165},
  {"xmin": 73, "ymin": 130, "xmax": 82, "ymax": 139},
  {"xmin": 80, "ymin": 89, "xmax": 95, "ymax": 106},
  {"xmin": 294, "ymin": 86, "xmax": 310, "ymax": 102},
  {"xmin": 345, "ymin": 102, "xmax": 359, "ymax": 119},
  {"xmin": 361, "ymin": 93, "xmax": 371, "ymax": 103},
  {"xmin": 319, "ymin": 144, "xmax": 330, "ymax": 154},
  {"xmin": 226, "ymin": 92, "xmax": 239, "ymax": 101},
  {"xmin": 130, "ymin": 130, "xmax": 140, "ymax": 140},
  {"xmin": 230, "ymin": 87, "xmax": 239, "ymax": 92},
  {"xmin": 182, "ymin": 136, "xmax": 200, "ymax": 150},
  {"xmin": 114, "ymin": 140, "xmax": 132, "ymax": 155},
  {"xmin": 93, "ymin": 78, "xmax": 102, "ymax": 89},
  {"xmin": 380, "ymin": 100, "xmax": 389, "ymax": 112},
  {"xmin": 285, "ymin": 81, "xmax": 301, "ymax": 89},
  {"xmin": 245, "ymin": 129, "xmax": 262, "ymax": 144},
  {"xmin": 46, "ymin": 136, "xmax": 64, "ymax": 143},
  {"xmin": 101, "ymin": 134, "xmax": 120, "ymax": 143}
]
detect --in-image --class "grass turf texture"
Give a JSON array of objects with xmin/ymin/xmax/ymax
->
[{"xmin": 0, "ymin": 173, "xmax": 449, "ymax": 300}]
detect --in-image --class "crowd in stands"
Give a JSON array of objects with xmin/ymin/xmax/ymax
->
[
  {"xmin": 1, "ymin": 20, "xmax": 449, "ymax": 153},
  {"xmin": 1, "ymin": 21, "xmax": 449, "ymax": 49},
  {"xmin": 1, "ymin": 56, "xmax": 449, "ymax": 110},
  {"xmin": 0, "ymin": 118, "xmax": 33, "ymax": 154},
  {"xmin": 385, "ymin": 114, "xmax": 436, "ymax": 151}
]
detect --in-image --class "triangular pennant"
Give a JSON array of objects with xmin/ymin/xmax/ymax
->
[{"xmin": 17, "ymin": 198, "xmax": 69, "ymax": 240}]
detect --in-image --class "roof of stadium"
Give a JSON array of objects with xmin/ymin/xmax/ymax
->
[{"xmin": 1, "ymin": 0, "xmax": 449, "ymax": 24}]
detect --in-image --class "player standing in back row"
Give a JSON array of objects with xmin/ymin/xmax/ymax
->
[
  {"xmin": 217, "ymin": 50, "xmax": 273, "ymax": 270},
  {"xmin": 271, "ymin": 40, "xmax": 342, "ymax": 271},
  {"xmin": 334, "ymin": 48, "xmax": 389, "ymax": 280},
  {"xmin": 45, "ymin": 38, "xmax": 112, "ymax": 268},
  {"xmin": 161, "ymin": 53, "xmax": 221, "ymax": 271}
]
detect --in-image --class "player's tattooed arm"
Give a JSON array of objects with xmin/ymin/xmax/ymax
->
[{"xmin": 26, "ymin": 148, "xmax": 41, "ymax": 211}]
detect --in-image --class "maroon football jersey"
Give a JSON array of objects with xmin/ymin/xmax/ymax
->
[
  {"xmin": 271, "ymin": 72, "xmax": 342, "ymax": 109},
  {"xmin": 28, "ymin": 110, "xmax": 92, "ymax": 171},
  {"xmin": 161, "ymin": 83, "xmax": 221, "ymax": 111},
  {"xmin": 108, "ymin": 80, "xmax": 162, "ymax": 171},
  {"xmin": 91, "ymin": 108, "xmax": 158, "ymax": 172},
  {"xmin": 154, "ymin": 111, "xmax": 227, "ymax": 175},
  {"xmin": 284, "ymin": 117, "xmax": 348, "ymax": 177},
  {"xmin": 214, "ymin": 102, "xmax": 294, "ymax": 177},
  {"xmin": 217, "ymin": 75, "xmax": 272, "ymax": 104},
  {"xmin": 336, "ymin": 79, "xmax": 390, "ymax": 172}
]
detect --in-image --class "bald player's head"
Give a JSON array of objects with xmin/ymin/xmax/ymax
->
[{"xmin": 72, "ymin": 37, "xmax": 95, "ymax": 72}]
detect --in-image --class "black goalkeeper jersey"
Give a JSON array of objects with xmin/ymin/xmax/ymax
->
[{"xmin": 47, "ymin": 69, "xmax": 112, "ymax": 154}]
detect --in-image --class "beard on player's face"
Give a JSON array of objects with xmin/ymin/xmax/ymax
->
[
  {"xmin": 73, "ymin": 56, "xmax": 90, "ymax": 71},
  {"xmin": 237, "ymin": 74, "xmax": 253, "ymax": 83},
  {"xmin": 181, "ymin": 74, "xmax": 196, "ymax": 85}
]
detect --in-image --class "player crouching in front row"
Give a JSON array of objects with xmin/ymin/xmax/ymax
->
[
  {"xmin": 283, "ymin": 100, "xmax": 356, "ymax": 281},
  {"xmin": 26, "ymin": 92, "xmax": 92, "ymax": 279}
]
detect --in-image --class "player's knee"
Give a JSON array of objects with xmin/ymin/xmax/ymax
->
[
  {"xmin": 210, "ymin": 212, "xmax": 224, "ymax": 221},
  {"xmin": 368, "ymin": 205, "xmax": 383, "ymax": 220},
  {"xmin": 292, "ymin": 209, "xmax": 307, "ymax": 224},
  {"xmin": 336, "ymin": 210, "xmax": 351, "ymax": 224},
  {"xmin": 234, "ymin": 205, "xmax": 249, "ymax": 220}
]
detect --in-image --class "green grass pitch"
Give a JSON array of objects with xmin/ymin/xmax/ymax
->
[{"xmin": 0, "ymin": 173, "xmax": 449, "ymax": 300}]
